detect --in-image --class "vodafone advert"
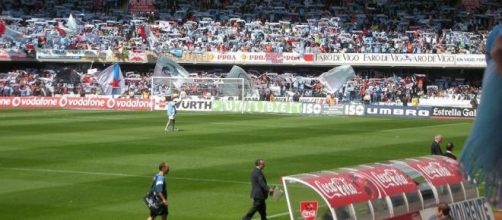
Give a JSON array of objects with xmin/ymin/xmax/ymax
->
[{"xmin": 0, "ymin": 97, "xmax": 152, "ymax": 111}]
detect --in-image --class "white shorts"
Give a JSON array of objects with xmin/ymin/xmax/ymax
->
[{"xmin": 168, "ymin": 116, "xmax": 175, "ymax": 120}]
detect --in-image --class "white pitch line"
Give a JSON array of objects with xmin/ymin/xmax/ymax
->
[
  {"xmin": 380, "ymin": 122, "xmax": 472, "ymax": 132},
  {"xmin": 0, "ymin": 167, "xmax": 250, "ymax": 185},
  {"xmin": 252, "ymin": 211, "xmax": 290, "ymax": 220},
  {"xmin": 267, "ymin": 212, "xmax": 290, "ymax": 219}
]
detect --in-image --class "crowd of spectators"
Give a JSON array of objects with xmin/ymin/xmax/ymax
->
[
  {"xmin": 0, "ymin": 69, "xmax": 56, "ymax": 96},
  {"xmin": 0, "ymin": 0, "xmax": 491, "ymax": 104},
  {"xmin": 0, "ymin": 0, "xmax": 501, "ymax": 55},
  {"xmin": 0, "ymin": 67, "xmax": 481, "ymax": 107},
  {"xmin": 0, "ymin": 69, "xmax": 151, "ymax": 97}
]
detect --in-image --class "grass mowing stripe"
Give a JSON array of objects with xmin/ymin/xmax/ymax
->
[
  {"xmin": 0, "ymin": 167, "xmax": 251, "ymax": 185},
  {"xmin": 0, "ymin": 110, "xmax": 472, "ymax": 220}
]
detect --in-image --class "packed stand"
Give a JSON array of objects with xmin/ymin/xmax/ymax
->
[
  {"xmin": 0, "ymin": 69, "xmax": 57, "ymax": 96},
  {"xmin": 0, "ymin": 0, "xmax": 501, "ymax": 55},
  {"xmin": 0, "ymin": 68, "xmax": 151, "ymax": 98},
  {"xmin": 0, "ymin": 67, "xmax": 481, "ymax": 108}
]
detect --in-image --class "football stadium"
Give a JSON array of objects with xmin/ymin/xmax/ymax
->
[{"xmin": 0, "ymin": 0, "xmax": 501, "ymax": 220}]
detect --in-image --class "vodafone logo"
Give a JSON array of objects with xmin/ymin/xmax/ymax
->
[
  {"xmin": 106, "ymin": 98, "xmax": 116, "ymax": 109},
  {"xmin": 12, "ymin": 97, "xmax": 21, "ymax": 107},
  {"xmin": 2, "ymin": 96, "xmax": 151, "ymax": 111},
  {"xmin": 66, "ymin": 98, "xmax": 106, "ymax": 108},
  {"xmin": 114, "ymin": 99, "xmax": 151, "ymax": 109},
  {"xmin": 59, "ymin": 97, "xmax": 68, "ymax": 107}
]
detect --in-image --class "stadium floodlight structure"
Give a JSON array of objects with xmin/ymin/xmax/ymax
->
[{"xmin": 150, "ymin": 76, "xmax": 255, "ymax": 112}]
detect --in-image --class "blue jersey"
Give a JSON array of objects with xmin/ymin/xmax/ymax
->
[
  {"xmin": 152, "ymin": 174, "xmax": 167, "ymax": 198},
  {"xmin": 166, "ymin": 101, "xmax": 176, "ymax": 116}
]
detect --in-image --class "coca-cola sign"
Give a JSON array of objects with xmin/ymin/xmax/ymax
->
[
  {"xmin": 356, "ymin": 165, "xmax": 418, "ymax": 196},
  {"xmin": 300, "ymin": 201, "xmax": 318, "ymax": 220},
  {"xmin": 304, "ymin": 172, "xmax": 379, "ymax": 208},
  {"xmin": 371, "ymin": 169, "xmax": 409, "ymax": 188},
  {"xmin": 314, "ymin": 177, "xmax": 359, "ymax": 199},
  {"xmin": 405, "ymin": 157, "xmax": 463, "ymax": 185},
  {"xmin": 417, "ymin": 162, "xmax": 452, "ymax": 179}
]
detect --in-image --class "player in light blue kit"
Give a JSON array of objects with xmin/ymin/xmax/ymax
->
[{"xmin": 164, "ymin": 96, "xmax": 178, "ymax": 132}]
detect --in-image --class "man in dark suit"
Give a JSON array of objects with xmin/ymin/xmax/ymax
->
[
  {"xmin": 443, "ymin": 142, "xmax": 457, "ymax": 160},
  {"xmin": 242, "ymin": 159, "xmax": 273, "ymax": 220},
  {"xmin": 431, "ymin": 134, "xmax": 443, "ymax": 155}
]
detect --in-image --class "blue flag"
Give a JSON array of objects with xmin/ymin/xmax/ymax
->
[{"xmin": 460, "ymin": 25, "xmax": 502, "ymax": 208}]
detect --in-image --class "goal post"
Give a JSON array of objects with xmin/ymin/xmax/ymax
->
[{"xmin": 150, "ymin": 77, "xmax": 251, "ymax": 113}]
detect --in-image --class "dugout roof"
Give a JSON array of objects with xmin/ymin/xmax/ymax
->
[{"xmin": 281, "ymin": 156, "xmax": 478, "ymax": 220}]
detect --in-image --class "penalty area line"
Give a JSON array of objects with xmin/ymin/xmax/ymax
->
[{"xmin": 0, "ymin": 167, "xmax": 250, "ymax": 185}]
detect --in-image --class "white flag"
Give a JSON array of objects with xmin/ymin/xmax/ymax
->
[
  {"xmin": 67, "ymin": 14, "xmax": 78, "ymax": 35},
  {"xmin": 318, "ymin": 65, "xmax": 355, "ymax": 94}
]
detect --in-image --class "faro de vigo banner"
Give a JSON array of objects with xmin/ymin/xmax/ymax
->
[{"xmin": 0, "ymin": 97, "xmax": 152, "ymax": 111}]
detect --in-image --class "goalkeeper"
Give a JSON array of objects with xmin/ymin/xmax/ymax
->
[{"xmin": 164, "ymin": 96, "xmax": 178, "ymax": 132}]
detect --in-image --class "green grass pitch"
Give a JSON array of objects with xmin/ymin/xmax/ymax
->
[{"xmin": 0, "ymin": 109, "xmax": 473, "ymax": 219}]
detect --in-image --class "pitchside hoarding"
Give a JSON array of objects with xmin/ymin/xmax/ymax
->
[
  {"xmin": 177, "ymin": 100, "xmax": 213, "ymax": 111},
  {"xmin": 0, "ymin": 97, "xmax": 152, "ymax": 111},
  {"xmin": 302, "ymin": 103, "xmax": 323, "ymax": 115},
  {"xmin": 1, "ymin": 96, "xmax": 477, "ymax": 119},
  {"xmin": 431, "ymin": 106, "xmax": 476, "ymax": 118},
  {"xmin": 152, "ymin": 97, "xmax": 213, "ymax": 111},
  {"xmin": 323, "ymin": 105, "xmax": 345, "ymax": 115},
  {"xmin": 344, "ymin": 104, "xmax": 366, "ymax": 116},
  {"xmin": 419, "ymin": 198, "xmax": 494, "ymax": 220},
  {"xmin": 212, "ymin": 100, "xmax": 302, "ymax": 114},
  {"xmin": 302, "ymin": 103, "xmax": 346, "ymax": 115},
  {"xmin": 365, "ymin": 105, "xmax": 432, "ymax": 118}
]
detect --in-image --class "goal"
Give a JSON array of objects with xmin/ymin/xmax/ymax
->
[
  {"xmin": 150, "ymin": 76, "xmax": 258, "ymax": 111},
  {"xmin": 151, "ymin": 76, "xmax": 255, "ymax": 99}
]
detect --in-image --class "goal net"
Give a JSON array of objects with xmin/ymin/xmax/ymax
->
[
  {"xmin": 151, "ymin": 76, "xmax": 256, "ymax": 98},
  {"xmin": 150, "ymin": 77, "xmax": 257, "ymax": 111}
]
